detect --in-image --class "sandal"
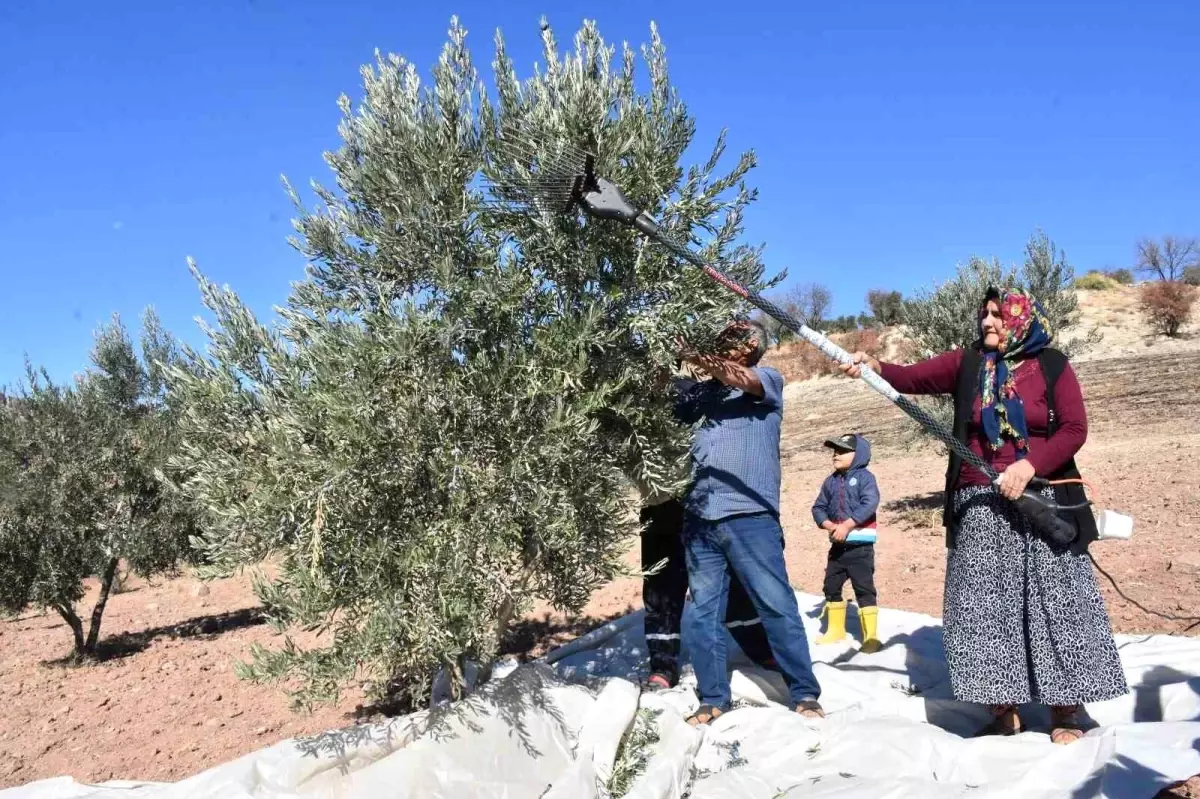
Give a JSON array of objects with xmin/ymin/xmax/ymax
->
[
  {"xmin": 978, "ymin": 704, "xmax": 1022, "ymax": 737},
  {"xmin": 685, "ymin": 704, "xmax": 724, "ymax": 727},
  {"xmin": 1050, "ymin": 705, "xmax": 1086, "ymax": 745},
  {"xmin": 795, "ymin": 700, "xmax": 825, "ymax": 719}
]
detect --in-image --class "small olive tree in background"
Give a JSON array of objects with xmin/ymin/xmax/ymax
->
[
  {"xmin": 904, "ymin": 231, "xmax": 1095, "ymax": 358},
  {"xmin": 0, "ymin": 312, "xmax": 200, "ymax": 658},
  {"xmin": 866, "ymin": 289, "xmax": 903, "ymax": 325},
  {"xmin": 166, "ymin": 18, "xmax": 778, "ymax": 711},
  {"xmin": 898, "ymin": 230, "xmax": 1099, "ymax": 442}
]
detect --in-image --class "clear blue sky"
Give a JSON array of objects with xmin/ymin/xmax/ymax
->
[{"xmin": 2, "ymin": 1, "xmax": 1197, "ymax": 384}]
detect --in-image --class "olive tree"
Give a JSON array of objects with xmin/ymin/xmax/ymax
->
[
  {"xmin": 0, "ymin": 312, "xmax": 200, "ymax": 658},
  {"xmin": 167, "ymin": 18, "xmax": 777, "ymax": 710}
]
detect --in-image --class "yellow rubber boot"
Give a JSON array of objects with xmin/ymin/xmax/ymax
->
[
  {"xmin": 816, "ymin": 601, "xmax": 847, "ymax": 644},
  {"xmin": 858, "ymin": 606, "xmax": 882, "ymax": 653}
]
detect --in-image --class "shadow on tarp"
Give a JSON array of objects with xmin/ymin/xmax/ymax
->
[
  {"xmin": 734, "ymin": 613, "xmax": 993, "ymax": 737},
  {"xmin": 1133, "ymin": 665, "xmax": 1200, "ymax": 723},
  {"xmin": 1071, "ymin": 751, "xmax": 1196, "ymax": 799},
  {"xmin": 293, "ymin": 662, "xmax": 576, "ymax": 776},
  {"xmin": 287, "ymin": 617, "xmax": 1200, "ymax": 782},
  {"xmin": 821, "ymin": 622, "xmax": 992, "ymax": 736}
]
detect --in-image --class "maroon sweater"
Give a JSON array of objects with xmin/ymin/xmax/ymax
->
[{"xmin": 878, "ymin": 349, "xmax": 1088, "ymax": 488}]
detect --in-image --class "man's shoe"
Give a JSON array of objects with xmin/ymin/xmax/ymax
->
[{"xmin": 795, "ymin": 699, "xmax": 825, "ymax": 718}]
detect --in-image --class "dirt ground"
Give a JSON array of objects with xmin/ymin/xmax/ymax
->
[
  {"xmin": 2, "ymin": 292, "xmax": 1199, "ymax": 792},
  {"xmin": 0, "ymin": 574, "xmax": 360, "ymax": 787}
]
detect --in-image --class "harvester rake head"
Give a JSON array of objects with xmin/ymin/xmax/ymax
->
[{"xmin": 480, "ymin": 125, "xmax": 595, "ymax": 215}]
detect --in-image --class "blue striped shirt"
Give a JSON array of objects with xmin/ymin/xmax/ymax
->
[{"xmin": 676, "ymin": 366, "xmax": 785, "ymax": 521}]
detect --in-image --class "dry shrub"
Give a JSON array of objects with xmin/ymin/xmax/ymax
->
[
  {"xmin": 888, "ymin": 337, "xmax": 920, "ymax": 364},
  {"xmin": 1075, "ymin": 272, "xmax": 1120, "ymax": 291},
  {"xmin": 1139, "ymin": 280, "xmax": 1198, "ymax": 338},
  {"xmin": 763, "ymin": 328, "xmax": 883, "ymax": 382},
  {"xmin": 840, "ymin": 328, "xmax": 881, "ymax": 354},
  {"xmin": 790, "ymin": 346, "xmax": 839, "ymax": 381},
  {"xmin": 886, "ymin": 492, "xmax": 945, "ymax": 531},
  {"xmin": 877, "ymin": 328, "xmax": 920, "ymax": 364}
]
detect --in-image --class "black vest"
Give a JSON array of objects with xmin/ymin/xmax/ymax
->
[{"xmin": 943, "ymin": 346, "xmax": 1098, "ymax": 554}]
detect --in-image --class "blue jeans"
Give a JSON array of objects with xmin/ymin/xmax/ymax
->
[{"xmin": 683, "ymin": 511, "xmax": 821, "ymax": 710}]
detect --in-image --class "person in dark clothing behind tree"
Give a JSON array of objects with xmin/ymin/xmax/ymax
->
[
  {"xmin": 637, "ymin": 375, "xmax": 778, "ymax": 691},
  {"xmin": 810, "ymin": 432, "xmax": 882, "ymax": 653}
]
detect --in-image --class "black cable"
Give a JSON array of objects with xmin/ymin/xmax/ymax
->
[{"xmin": 1089, "ymin": 552, "xmax": 1200, "ymax": 632}]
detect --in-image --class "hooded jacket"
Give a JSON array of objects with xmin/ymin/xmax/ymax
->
[{"xmin": 810, "ymin": 434, "xmax": 880, "ymax": 544}]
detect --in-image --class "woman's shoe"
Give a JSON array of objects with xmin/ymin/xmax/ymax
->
[
  {"xmin": 977, "ymin": 704, "xmax": 1023, "ymax": 736},
  {"xmin": 1050, "ymin": 705, "xmax": 1087, "ymax": 744}
]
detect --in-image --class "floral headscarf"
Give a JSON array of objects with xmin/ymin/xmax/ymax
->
[{"xmin": 978, "ymin": 289, "xmax": 1054, "ymax": 457}]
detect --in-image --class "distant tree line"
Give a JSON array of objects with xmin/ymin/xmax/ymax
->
[{"xmin": 757, "ymin": 232, "xmax": 1197, "ymax": 347}]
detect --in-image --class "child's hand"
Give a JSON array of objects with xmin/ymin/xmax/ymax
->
[{"xmin": 829, "ymin": 519, "xmax": 855, "ymax": 543}]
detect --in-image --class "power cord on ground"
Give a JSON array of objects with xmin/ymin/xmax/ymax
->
[
  {"xmin": 1055, "ymin": 477, "xmax": 1200, "ymax": 633},
  {"xmin": 1089, "ymin": 552, "xmax": 1200, "ymax": 633}
]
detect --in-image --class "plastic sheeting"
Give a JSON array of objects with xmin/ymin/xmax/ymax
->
[{"xmin": 5, "ymin": 592, "xmax": 1200, "ymax": 799}]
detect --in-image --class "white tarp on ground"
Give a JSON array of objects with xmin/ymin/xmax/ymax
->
[{"xmin": 5, "ymin": 592, "xmax": 1200, "ymax": 799}]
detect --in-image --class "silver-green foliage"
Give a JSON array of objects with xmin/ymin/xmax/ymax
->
[
  {"xmin": 0, "ymin": 312, "xmax": 199, "ymax": 657},
  {"xmin": 608, "ymin": 707, "xmax": 664, "ymax": 797},
  {"xmin": 166, "ymin": 18, "xmax": 776, "ymax": 711},
  {"xmin": 903, "ymin": 231, "xmax": 1095, "ymax": 358}
]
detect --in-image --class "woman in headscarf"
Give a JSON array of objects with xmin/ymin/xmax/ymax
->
[{"xmin": 838, "ymin": 288, "xmax": 1127, "ymax": 743}]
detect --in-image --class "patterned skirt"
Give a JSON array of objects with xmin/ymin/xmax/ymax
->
[{"xmin": 942, "ymin": 485, "xmax": 1129, "ymax": 706}]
